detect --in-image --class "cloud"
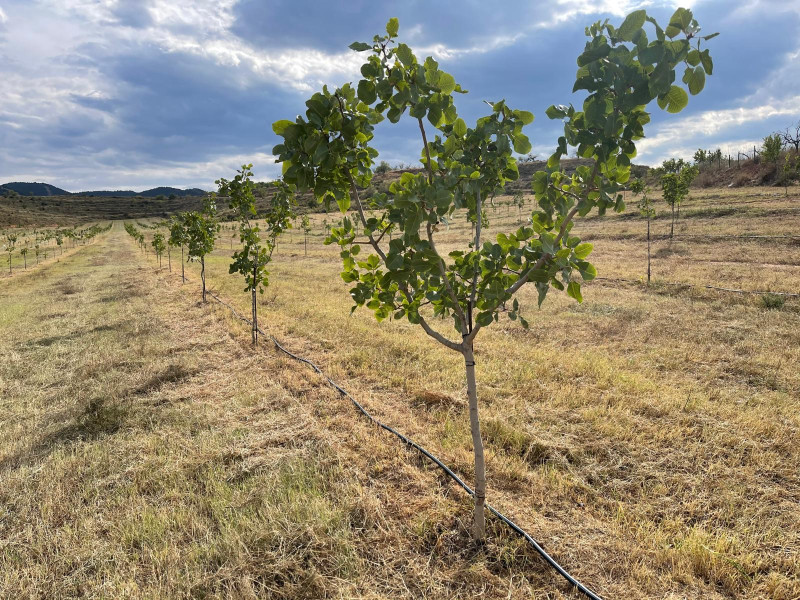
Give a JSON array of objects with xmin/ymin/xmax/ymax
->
[{"xmin": 1, "ymin": 0, "xmax": 799, "ymax": 190}]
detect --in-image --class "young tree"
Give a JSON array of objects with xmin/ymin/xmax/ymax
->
[
  {"xmin": 661, "ymin": 162, "xmax": 698, "ymax": 236},
  {"xmin": 20, "ymin": 246, "xmax": 28, "ymax": 270},
  {"xmin": 217, "ymin": 164, "xmax": 292, "ymax": 344},
  {"xmin": 301, "ymin": 214, "xmax": 312, "ymax": 256},
  {"xmin": 183, "ymin": 198, "xmax": 219, "ymax": 302},
  {"xmin": 513, "ymin": 192, "xmax": 525, "ymax": 224},
  {"xmin": 4, "ymin": 233, "xmax": 17, "ymax": 275},
  {"xmin": 169, "ymin": 216, "xmax": 188, "ymax": 283},
  {"xmin": 273, "ymin": 10, "xmax": 715, "ymax": 540},
  {"xmin": 151, "ymin": 232, "xmax": 166, "ymax": 269},
  {"xmin": 631, "ymin": 178, "xmax": 655, "ymax": 282}
]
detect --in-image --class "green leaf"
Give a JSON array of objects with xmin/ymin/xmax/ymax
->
[
  {"xmin": 617, "ymin": 9, "xmax": 646, "ymax": 42},
  {"xmin": 515, "ymin": 110, "xmax": 534, "ymax": 125},
  {"xmin": 574, "ymin": 242, "xmax": 593, "ymax": 259},
  {"xmin": 337, "ymin": 194, "xmax": 351, "ymax": 213},
  {"xmin": 545, "ymin": 104, "xmax": 568, "ymax": 120},
  {"xmin": 453, "ymin": 118, "xmax": 467, "ymax": 137},
  {"xmin": 349, "ymin": 41, "xmax": 371, "ymax": 52},
  {"xmin": 513, "ymin": 133, "xmax": 532, "ymax": 155},
  {"xmin": 665, "ymin": 7, "xmax": 692, "ymax": 38},
  {"xmin": 682, "ymin": 66, "xmax": 705, "ymax": 95},
  {"xmin": 357, "ymin": 80, "xmax": 377, "ymax": 104},
  {"xmin": 658, "ymin": 85, "xmax": 689, "ymax": 113},
  {"xmin": 700, "ymin": 49, "xmax": 713, "ymax": 75},
  {"xmin": 272, "ymin": 120, "xmax": 294, "ymax": 135},
  {"xmin": 567, "ymin": 281, "xmax": 583, "ymax": 303},
  {"xmin": 395, "ymin": 43, "xmax": 415, "ymax": 66},
  {"xmin": 476, "ymin": 311, "xmax": 494, "ymax": 327},
  {"xmin": 386, "ymin": 17, "xmax": 399, "ymax": 37},
  {"xmin": 437, "ymin": 72, "xmax": 456, "ymax": 95}
]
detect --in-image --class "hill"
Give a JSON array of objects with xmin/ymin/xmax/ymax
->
[
  {"xmin": 0, "ymin": 181, "xmax": 70, "ymax": 196},
  {"xmin": 1, "ymin": 182, "xmax": 207, "ymax": 198}
]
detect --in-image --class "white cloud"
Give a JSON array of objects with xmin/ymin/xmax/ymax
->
[
  {"xmin": 0, "ymin": 5, "xmax": 7, "ymax": 23},
  {"xmin": 636, "ymin": 96, "xmax": 800, "ymax": 164}
]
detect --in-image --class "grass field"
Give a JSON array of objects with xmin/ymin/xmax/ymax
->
[{"xmin": 1, "ymin": 186, "xmax": 798, "ymax": 599}]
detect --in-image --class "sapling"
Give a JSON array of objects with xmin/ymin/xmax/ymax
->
[
  {"xmin": 5, "ymin": 233, "xmax": 17, "ymax": 275},
  {"xmin": 301, "ymin": 214, "xmax": 312, "ymax": 256},
  {"xmin": 151, "ymin": 232, "xmax": 166, "ymax": 269},
  {"xmin": 168, "ymin": 216, "xmax": 188, "ymax": 283},
  {"xmin": 661, "ymin": 162, "xmax": 698, "ymax": 237},
  {"xmin": 273, "ymin": 10, "xmax": 716, "ymax": 540},
  {"xmin": 631, "ymin": 178, "xmax": 655, "ymax": 283},
  {"xmin": 216, "ymin": 164, "xmax": 292, "ymax": 344},
  {"xmin": 20, "ymin": 246, "xmax": 28, "ymax": 270},
  {"xmin": 183, "ymin": 198, "xmax": 219, "ymax": 302}
]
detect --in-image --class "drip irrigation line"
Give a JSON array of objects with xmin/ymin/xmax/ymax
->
[
  {"xmin": 202, "ymin": 289, "xmax": 604, "ymax": 600},
  {"xmin": 594, "ymin": 277, "xmax": 800, "ymax": 298}
]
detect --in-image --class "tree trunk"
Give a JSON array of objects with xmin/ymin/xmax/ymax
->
[
  {"xmin": 304, "ymin": 235, "xmax": 308, "ymax": 257},
  {"xmin": 181, "ymin": 246, "xmax": 185, "ymax": 283},
  {"xmin": 647, "ymin": 217, "xmax": 651, "ymax": 284},
  {"xmin": 463, "ymin": 343, "xmax": 486, "ymax": 541},
  {"xmin": 670, "ymin": 204, "xmax": 675, "ymax": 238},
  {"xmin": 201, "ymin": 256, "xmax": 206, "ymax": 303},
  {"xmin": 252, "ymin": 263, "xmax": 258, "ymax": 345},
  {"xmin": 23, "ymin": 255, "xmax": 26, "ymax": 270},
  {"xmin": 168, "ymin": 247, "xmax": 171, "ymax": 272}
]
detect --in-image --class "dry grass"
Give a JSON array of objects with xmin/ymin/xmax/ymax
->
[{"xmin": 2, "ymin": 186, "xmax": 799, "ymax": 599}]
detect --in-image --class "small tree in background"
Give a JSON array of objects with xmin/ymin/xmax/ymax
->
[
  {"xmin": 273, "ymin": 10, "xmax": 716, "ymax": 539},
  {"xmin": 217, "ymin": 164, "xmax": 292, "ymax": 344},
  {"xmin": 301, "ymin": 214, "xmax": 311, "ymax": 257},
  {"xmin": 183, "ymin": 198, "xmax": 219, "ymax": 302},
  {"xmin": 661, "ymin": 162, "xmax": 698, "ymax": 236},
  {"xmin": 631, "ymin": 178, "xmax": 655, "ymax": 282},
  {"xmin": 762, "ymin": 133, "xmax": 783, "ymax": 164},
  {"xmin": 20, "ymin": 246, "xmax": 28, "ymax": 270},
  {"xmin": 169, "ymin": 216, "xmax": 188, "ymax": 283},
  {"xmin": 151, "ymin": 232, "xmax": 166, "ymax": 269},
  {"xmin": 4, "ymin": 233, "xmax": 17, "ymax": 275}
]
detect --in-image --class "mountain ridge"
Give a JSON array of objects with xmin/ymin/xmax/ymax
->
[{"xmin": 0, "ymin": 181, "xmax": 207, "ymax": 197}]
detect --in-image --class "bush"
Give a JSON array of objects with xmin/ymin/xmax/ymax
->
[
  {"xmin": 762, "ymin": 134, "xmax": 783, "ymax": 164},
  {"xmin": 761, "ymin": 293, "xmax": 786, "ymax": 310},
  {"xmin": 375, "ymin": 160, "xmax": 391, "ymax": 174}
]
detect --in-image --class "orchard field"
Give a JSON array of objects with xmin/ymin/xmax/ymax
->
[{"xmin": 1, "ymin": 186, "xmax": 798, "ymax": 599}]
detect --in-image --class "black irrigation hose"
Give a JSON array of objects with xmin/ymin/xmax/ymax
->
[{"xmin": 204, "ymin": 289, "xmax": 605, "ymax": 600}]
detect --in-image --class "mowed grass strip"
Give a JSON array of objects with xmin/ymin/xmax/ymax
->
[
  {"xmin": 1, "ymin": 224, "xmax": 569, "ymax": 599},
  {"xmin": 166, "ymin": 187, "xmax": 800, "ymax": 599}
]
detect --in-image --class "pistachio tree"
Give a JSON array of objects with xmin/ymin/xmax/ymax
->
[
  {"xmin": 631, "ymin": 178, "xmax": 655, "ymax": 282},
  {"xmin": 5, "ymin": 233, "xmax": 17, "ymax": 275},
  {"xmin": 661, "ymin": 162, "xmax": 698, "ymax": 237},
  {"xmin": 301, "ymin": 214, "xmax": 312, "ymax": 256},
  {"xmin": 151, "ymin": 232, "xmax": 166, "ymax": 269},
  {"xmin": 20, "ymin": 246, "xmax": 28, "ymax": 270},
  {"xmin": 273, "ymin": 10, "xmax": 715, "ymax": 540},
  {"xmin": 183, "ymin": 198, "xmax": 219, "ymax": 302},
  {"xmin": 169, "ymin": 216, "xmax": 188, "ymax": 283},
  {"xmin": 216, "ymin": 164, "xmax": 292, "ymax": 344}
]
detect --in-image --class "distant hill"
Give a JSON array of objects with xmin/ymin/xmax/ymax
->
[
  {"xmin": 0, "ymin": 182, "xmax": 70, "ymax": 196},
  {"xmin": 0, "ymin": 182, "xmax": 207, "ymax": 197},
  {"xmin": 78, "ymin": 187, "xmax": 207, "ymax": 198}
]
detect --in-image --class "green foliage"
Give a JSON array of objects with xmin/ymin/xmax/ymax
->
[
  {"xmin": 762, "ymin": 133, "xmax": 783, "ymax": 164},
  {"xmin": 375, "ymin": 160, "xmax": 391, "ymax": 174},
  {"xmin": 301, "ymin": 214, "xmax": 312, "ymax": 235},
  {"xmin": 151, "ymin": 232, "xmax": 166, "ymax": 259},
  {"xmin": 761, "ymin": 293, "xmax": 786, "ymax": 310},
  {"xmin": 217, "ymin": 164, "xmax": 292, "ymax": 294},
  {"xmin": 630, "ymin": 178, "xmax": 655, "ymax": 218},
  {"xmin": 183, "ymin": 197, "xmax": 219, "ymax": 263},
  {"xmin": 661, "ymin": 163, "xmax": 698, "ymax": 207},
  {"xmin": 273, "ymin": 10, "xmax": 714, "ymax": 340}
]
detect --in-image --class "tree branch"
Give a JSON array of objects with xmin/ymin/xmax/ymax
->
[
  {"xmin": 346, "ymin": 171, "xmax": 388, "ymax": 263},
  {"xmin": 426, "ymin": 221, "xmax": 468, "ymax": 333},
  {"xmin": 418, "ymin": 118, "xmax": 435, "ymax": 184}
]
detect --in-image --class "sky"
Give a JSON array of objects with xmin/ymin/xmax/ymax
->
[{"xmin": 0, "ymin": 0, "xmax": 799, "ymax": 192}]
